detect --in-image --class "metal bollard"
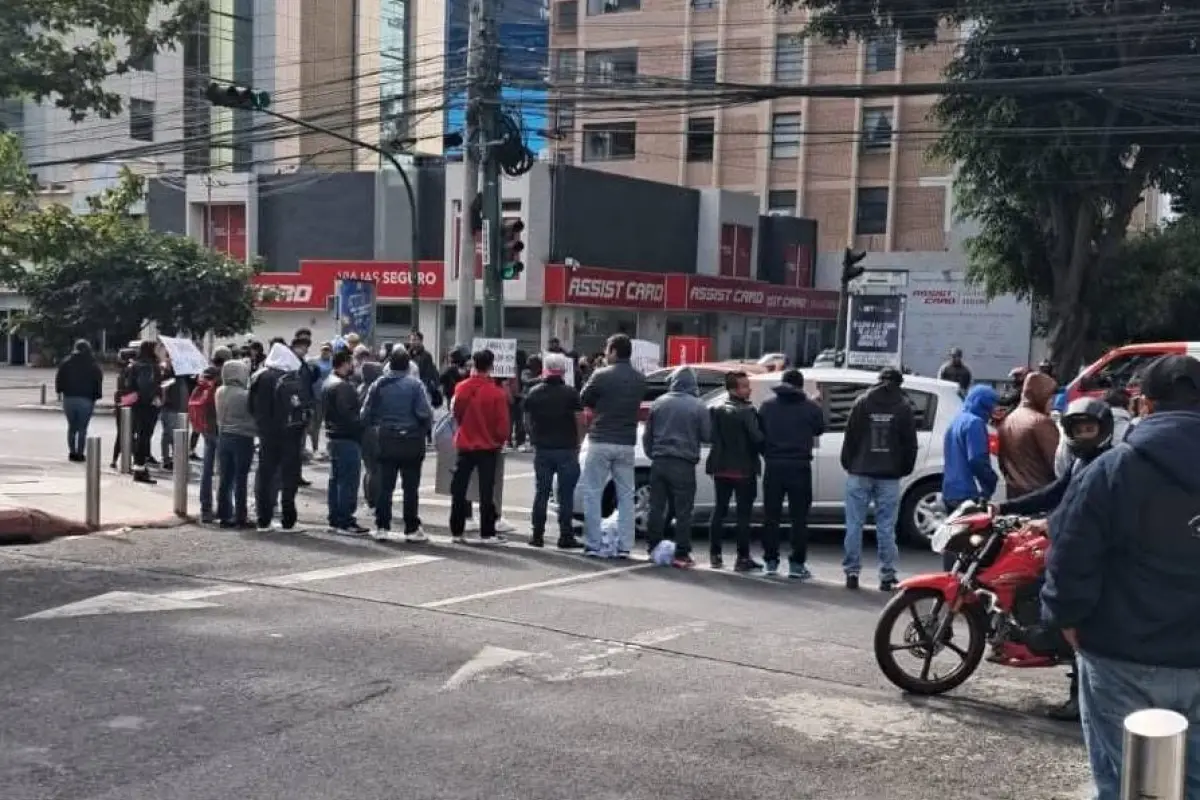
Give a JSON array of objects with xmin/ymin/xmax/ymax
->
[
  {"xmin": 85, "ymin": 436, "xmax": 101, "ymax": 529},
  {"xmin": 119, "ymin": 407, "xmax": 133, "ymax": 474},
  {"xmin": 40, "ymin": 384, "xmax": 47, "ymax": 405},
  {"xmin": 173, "ymin": 428, "xmax": 189, "ymax": 517},
  {"xmin": 1121, "ymin": 708, "xmax": 1188, "ymax": 800}
]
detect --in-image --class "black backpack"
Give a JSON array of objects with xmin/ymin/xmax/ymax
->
[{"xmin": 274, "ymin": 370, "xmax": 312, "ymax": 430}]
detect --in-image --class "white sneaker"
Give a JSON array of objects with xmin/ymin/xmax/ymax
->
[
  {"xmin": 370, "ymin": 528, "xmax": 391, "ymax": 542},
  {"xmin": 495, "ymin": 518, "xmax": 516, "ymax": 534},
  {"xmin": 405, "ymin": 528, "xmax": 429, "ymax": 543},
  {"xmin": 255, "ymin": 523, "xmax": 279, "ymax": 534},
  {"xmin": 452, "ymin": 533, "xmax": 468, "ymax": 544}
]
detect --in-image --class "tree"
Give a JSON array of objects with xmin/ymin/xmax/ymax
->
[
  {"xmin": 777, "ymin": 0, "xmax": 1200, "ymax": 371},
  {"xmin": 1, "ymin": 0, "xmax": 201, "ymax": 121},
  {"xmin": 0, "ymin": 133, "xmax": 265, "ymax": 356}
]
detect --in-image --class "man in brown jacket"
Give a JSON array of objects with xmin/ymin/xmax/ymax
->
[{"xmin": 997, "ymin": 370, "xmax": 1060, "ymax": 498}]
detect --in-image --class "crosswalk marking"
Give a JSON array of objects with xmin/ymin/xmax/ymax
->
[{"xmin": 420, "ymin": 562, "xmax": 652, "ymax": 608}]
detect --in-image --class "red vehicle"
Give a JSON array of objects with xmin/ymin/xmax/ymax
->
[
  {"xmin": 1065, "ymin": 342, "xmax": 1200, "ymax": 406},
  {"xmin": 873, "ymin": 502, "xmax": 1068, "ymax": 694}
]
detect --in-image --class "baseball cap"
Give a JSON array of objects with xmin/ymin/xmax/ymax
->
[
  {"xmin": 1139, "ymin": 355, "xmax": 1200, "ymax": 407},
  {"xmin": 878, "ymin": 367, "xmax": 903, "ymax": 385}
]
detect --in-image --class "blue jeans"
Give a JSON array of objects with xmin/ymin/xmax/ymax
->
[
  {"xmin": 199, "ymin": 433, "xmax": 217, "ymax": 516},
  {"xmin": 327, "ymin": 438, "xmax": 362, "ymax": 529},
  {"xmin": 532, "ymin": 448, "xmax": 580, "ymax": 540},
  {"xmin": 1077, "ymin": 649, "xmax": 1200, "ymax": 799},
  {"xmin": 159, "ymin": 410, "xmax": 179, "ymax": 462},
  {"xmin": 581, "ymin": 442, "xmax": 636, "ymax": 555},
  {"xmin": 216, "ymin": 433, "xmax": 255, "ymax": 525},
  {"xmin": 842, "ymin": 475, "xmax": 901, "ymax": 580},
  {"xmin": 62, "ymin": 396, "xmax": 94, "ymax": 456}
]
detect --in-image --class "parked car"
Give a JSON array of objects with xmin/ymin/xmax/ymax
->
[
  {"xmin": 638, "ymin": 361, "xmax": 767, "ymax": 422},
  {"xmin": 563, "ymin": 367, "xmax": 1006, "ymax": 545}
]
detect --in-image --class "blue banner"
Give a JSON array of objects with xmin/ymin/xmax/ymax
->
[{"xmin": 336, "ymin": 279, "xmax": 377, "ymax": 345}]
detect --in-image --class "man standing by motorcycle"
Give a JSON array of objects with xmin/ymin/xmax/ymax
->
[
  {"xmin": 997, "ymin": 371, "xmax": 1060, "ymax": 499},
  {"xmin": 941, "ymin": 385, "xmax": 999, "ymax": 570},
  {"xmin": 1042, "ymin": 354, "xmax": 1200, "ymax": 798},
  {"xmin": 993, "ymin": 397, "xmax": 1116, "ymax": 721}
]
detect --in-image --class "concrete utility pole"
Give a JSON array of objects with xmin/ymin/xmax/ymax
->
[
  {"xmin": 453, "ymin": 0, "xmax": 486, "ymax": 348},
  {"xmin": 479, "ymin": 0, "xmax": 505, "ymax": 339}
]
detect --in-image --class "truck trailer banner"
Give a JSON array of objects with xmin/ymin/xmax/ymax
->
[
  {"xmin": 336, "ymin": 278, "xmax": 377, "ymax": 345},
  {"xmin": 846, "ymin": 294, "xmax": 904, "ymax": 370}
]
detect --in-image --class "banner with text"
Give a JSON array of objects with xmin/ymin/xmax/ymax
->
[
  {"xmin": 846, "ymin": 294, "xmax": 904, "ymax": 370},
  {"xmin": 336, "ymin": 278, "xmax": 377, "ymax": 345},
  {"xmin": 471, "ymin": 337, "xmax": 518, "ymax": 378}
]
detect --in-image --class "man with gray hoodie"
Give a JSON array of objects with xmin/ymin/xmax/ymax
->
[
  {"xmin": 642, "ymin": 366, "xmax": 711, "ymax": 568},
  {"xmin": 215, "ymin": 359, "xmax": 257, "ymax": 528}
]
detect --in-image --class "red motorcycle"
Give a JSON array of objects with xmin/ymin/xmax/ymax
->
[{"xmin": 873, "ymin": 501, "xmax": 1070, "ymax": 694}]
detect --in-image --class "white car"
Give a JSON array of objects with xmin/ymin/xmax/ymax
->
[{"xmin": 566, "ymin": 368, "xmax": 1005, "ymax": 544}]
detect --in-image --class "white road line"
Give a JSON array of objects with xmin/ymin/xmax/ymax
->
[
  {"xmin": 255, "ymin": 554, "xmax": 443, "ymax": 586},
  {"xmin": 419, "ymin": 562, "xmax": 651, "ymax": 608}
]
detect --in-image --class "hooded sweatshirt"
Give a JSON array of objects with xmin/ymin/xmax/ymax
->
[
  {"xmin": 942, "ymin": 385, "xmax": 999, "ymax": 503},
  {"xmin": 1042, "ymin": 411, "xmax": 1200, "ymax": 667},
  {"xmin": 215, "ymin": 360, "xmax": 257, "ymax": 438},
  {"xmin": 840, "ymin": 380, "xmax": 919, "ymax": 479},
  {"xmin": 641, "ymin": 367, "xmax": 711, "ymax": 464},
  {"xmin": 248, "ymin": 343, "xmax": 302, "ymax": 435},
  {"xmin": 997, "ymin": 371, "xmax": 1060, "ymax": 497},
  {"xmin": 758, "ymin": 382, "xmax": 826, "ymax": 466}
]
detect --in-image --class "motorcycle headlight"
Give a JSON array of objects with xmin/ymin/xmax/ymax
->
[{"xmin": 930, "ymin": 522, "xmax": 969, "ymax": 554}]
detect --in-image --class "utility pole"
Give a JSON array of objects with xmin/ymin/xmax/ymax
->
[
  {"xmin": 479, "ymin": 0, "xmax": 505, "ymax": 338},
  {"xmin": 453, "ymin": 0, "xmax": 485, "ymax": 347}
]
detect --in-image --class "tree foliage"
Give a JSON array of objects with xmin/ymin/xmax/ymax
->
[
  {"xmin": 0, "ymin": 133, "xmax": 264, "ymax": 356},
  {"xmin": 1, "ymin": 0, "xmax": 201, "ymax": 121},
  {"xmin": 776, "ymin": 0, "xmax": 1200, "ymax": 371}
]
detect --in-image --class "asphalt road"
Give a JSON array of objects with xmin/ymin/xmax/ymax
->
[{"xmin": 0, "ymin": 406, "xmax": 1094, "ymax": 799}]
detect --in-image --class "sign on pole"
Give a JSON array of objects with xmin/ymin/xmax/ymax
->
[
  {"xmin": 471, "ymin": 337, "xmax": 517, "ymax": 378},
  {"xmin": 480, "ymin": 220, "xmax": 491, "ymax": 267},
  {"xmin": 845, "ymin": 294, "xmax": 904, "ymax": 370},
  {"xmin": 335, "ymin": 278, "xmax": 377, "ymax": 346}
]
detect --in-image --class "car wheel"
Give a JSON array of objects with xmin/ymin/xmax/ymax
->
[
  {"xmin": 601, "ymin": 470, "xmax": 652, "ymax": 539},
  {"xmin": 899, "ymin": 478, "xmax": 945, "ymax": 545}
]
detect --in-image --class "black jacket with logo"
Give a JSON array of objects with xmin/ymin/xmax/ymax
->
[
  {"xmin": 840, "ymin": 382, "xmax": 919, "ymax": 479},
  {"xmin": 705, "ymin": 395, "xmax": 764, "ymax": 478}
]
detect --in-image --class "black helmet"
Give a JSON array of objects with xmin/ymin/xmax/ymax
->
[{"xmin": 1061, "ymin": 397, "xmax": 1114, "ymax": 460}]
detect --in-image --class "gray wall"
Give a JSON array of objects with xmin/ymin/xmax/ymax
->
[
  {"xmin": 146, "ymin": 179, "xmax": 187, "ymax": 235},
  {"xmin": 549, "ymin": 165, "xmax": 699, "ymax": 274},
  {"xmin": 375, "ymin": 159, "xmax": 446, "ymax": 261},
  {"xmin": 258, "ymin": 171, "xmax": 375, "ymax": 272}
]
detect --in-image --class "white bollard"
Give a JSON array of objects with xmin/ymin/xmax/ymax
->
[
  {"xmin": 119, "ymin": 407, "xmax": 133, "ymax": 474},
  {"xmin": 1121, "ymin": 708, "xmax": 1188, "ymax": 800},
  {"xmin": 173, "ymin": 428, "xmax": 189, "ymax": 517},
  {"xmin": 85, "ymin": 436, "xmax": 101, "ymax": 529}
]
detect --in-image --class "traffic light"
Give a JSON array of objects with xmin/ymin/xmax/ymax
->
[
  {"xmin": 841, "ymin": 247, "xmax": 867, "ymax": 284},
  {"xmin": 500, "ymin": 218, "xmax": 525, "ymax": 280},
  {"xmin": 205, "ymin": 81, "xmax": 271, "ymax": 111}
]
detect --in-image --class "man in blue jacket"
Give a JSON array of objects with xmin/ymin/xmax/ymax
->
[
  {"xmin": 1043, "ymin": 355, "xmax": 1200, "ymax": 799},
  {"xmin": 758, "ymin": 369, "xmax": 825, "ymax": 578},
  {"xmin": 941, "ymin": 384, "xmax": 999, "ymax": 569}
]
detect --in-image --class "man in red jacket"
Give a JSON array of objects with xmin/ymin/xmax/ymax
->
[{"xmin": 450, "ymin": 349, "xmax": 511, "ymax": 542}]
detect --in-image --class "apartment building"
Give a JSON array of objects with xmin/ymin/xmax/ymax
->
[{"xmin": 548, "ymin": 1, "xmax": 962, "ymax": 254}]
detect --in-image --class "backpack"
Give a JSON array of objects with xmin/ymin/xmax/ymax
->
[
  {"xmin": 274, "ymin": 370, "xmax": 312, "ymax": 430},
  {"xmin": 187, "ymin": 379, "xmax": 218, "ymax": 435}
]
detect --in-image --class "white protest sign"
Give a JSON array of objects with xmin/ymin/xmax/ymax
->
[
  {"xmin": 471, "ymin": 337, "xmax": 518, "ymax": 378},
  {"xmin": 631, "ymin": 339, "xmax": 661, "ymax": 375},
  {"xmin": 158, "ymin": 335, "xmax": 209, "ymax": 376}
]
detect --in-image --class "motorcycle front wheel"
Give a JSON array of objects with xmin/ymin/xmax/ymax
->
[{"xmin": 874, "ymin": 587, "xmax": 988, "ymax": 695}]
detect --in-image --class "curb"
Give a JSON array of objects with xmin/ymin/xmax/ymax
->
[{"xmin": 0, "ymin": 508, "xmax": 193, "ymax": 546}]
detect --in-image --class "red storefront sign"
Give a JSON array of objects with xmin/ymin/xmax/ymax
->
[
  {"xmin": 254, "ymin": 260, "xmax": 446, "ymax": 310},
  {"xmin": 544, "ymin": 265, "xmax": 837, "ymax": 319},
  {"xmin": 543, "ymin": 265, "xmax": 668, "ymax": 310}
]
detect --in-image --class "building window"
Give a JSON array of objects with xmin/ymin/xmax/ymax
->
[
  {"xmin": 582, "ymin": 121, "xmax": 637, "ymax": 161},
  {"xmin": 686, "ymin": 117, "xmax": 714, "ymax": 162},
  {"xmin": 767, "ymin": 190, "xmax": 796, "ymax": 216},
  {"xmin": 692, "ymin": 0, "xmax": 717, "ymax": 10},
  {"xmin": 129, "ymin": 98, "xmax": 154, "ymax": 142},
  {"xmin": 556, "ymin": 1, "xmax": 578, "ymax": 32},
  {"xmin": 586, "ymin": 0, "xmax": 639, "ymax": 15},
  {"xmin": 553, "ymin": 49, "xmax": 578, "ymax": 83},
  {"xmin": 128, "ymin": 43, "xmax": 155, "ymax": 72},
  {"xmin": 855, "ymin": 187, "xmax": 889, "ymax": 235},
  {"xmin": 690, "ymin": 41, "xmax": 718, "ymax": 85},
  {"xmin": 866, "ymin": 33, "xmax": 897, "ymax": 73},
  {"xmin": 774, "ymin": 34, "xmax": 805, "ymax": 84},
  {"xmin": 770, "ymin": 113, "xmax": 801, "ymax": 159},
  {"xmin": 862, "ymin": 108, "xmax": 894, "ymax": 151},
  {"xmin": 584, "ymin": 48, "xmax": 638, "ymax": 84}
]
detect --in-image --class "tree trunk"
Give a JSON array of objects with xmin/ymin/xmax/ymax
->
[{"xmin": 1046, "ymin": 300, "xmax": 1091, "ymax": 377}]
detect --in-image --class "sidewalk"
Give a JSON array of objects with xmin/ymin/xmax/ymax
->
[{"xmin": 0, "ymin": 365, "xmax": 117, "ymax": 410}]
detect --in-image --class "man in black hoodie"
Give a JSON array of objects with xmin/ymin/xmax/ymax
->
[
  {"xmin": 705, "ymin": 370, "xmax": 764, "ymax": 572},
  {"xmin": 1044, "ymin": 355, "xmax": 1200, "ymax": 796},
  {"xmin": 249, "ymin": 342, "xmax": 308, "ymax": 532},
  {"xmin": 839, "ymin": 367, "xmax": 918, "ymax": 592},
  {"xmin": 758, "ymin": 369, "xmax": 825, "ymax": 578}
]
